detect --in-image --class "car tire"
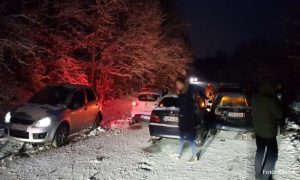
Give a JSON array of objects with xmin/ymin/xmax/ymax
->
[
  {"xmin": 195, "ymin": 127, "xmax": 207, "ymax": 146},
  {"xmin": 93, "ymin": 113, "xmax": 103, "ymax": 129},
  {"xmin": 52, "ymin": 123, "xmax": 69, "ymax": 148},
  {"xmin": 150, "ymin": 136, "xmax": 162, "ymax": 144},
  {"xmin": 210, "ymin": 128, "xmax": 217, "ymax": 136}
]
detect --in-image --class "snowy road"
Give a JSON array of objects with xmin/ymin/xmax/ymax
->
[{"xmin": 0, "ymin": 122, "xmax": 299, "ymax": 180}]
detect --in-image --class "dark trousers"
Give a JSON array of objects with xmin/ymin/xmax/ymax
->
[{"xmin": 255, "ymin": 135, "xmax": 278, "ymax": 180}]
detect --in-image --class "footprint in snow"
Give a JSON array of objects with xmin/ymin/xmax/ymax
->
[
  {"xmin": 138, "ymin": 162, "xmax": 153, "ymax": 171},
  {"xmin": 96, "ymin": 155, "xmax": 107, "ymax": 161}
]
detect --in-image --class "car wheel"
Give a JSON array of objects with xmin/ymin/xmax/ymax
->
[
  {"xmin": 52, "ymin": 123, "xmax": 69, "ymax": 148},
  {"xmin": 210, "ymin": 128, "xmax": 217, "ymax": 136},
  {"xmin": 93, "ymin": 113, "xmax": 102, "ymax": 129},
  {"xmin": 150, "ymin": 136, "xmax": 162, "ymax": 144}
]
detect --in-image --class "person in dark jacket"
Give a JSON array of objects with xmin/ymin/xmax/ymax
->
[
  {"xmin": 252, "ymin": 80, "xmax": 283, "ymax": 180},
  {"xmin": 174, "ymin": 77, "xmax": 197, "ymax": 163}
]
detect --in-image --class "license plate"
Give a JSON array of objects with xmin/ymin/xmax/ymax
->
[
  {"xmin": 11, "ymin": 124, "xmax": 27, "ymax": 131},
  {"xmin": 141, "ymin": 115, "xmax": 150, "ymax": 120},
  {"xmin": 228, "ymin": 112, "xmax": 244, "ymax": 118},
  {"xmin": 163, "ymin": 116, "xmax": 179, "ymax": 122}
]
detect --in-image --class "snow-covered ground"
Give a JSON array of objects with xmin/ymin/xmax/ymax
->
[
  {"xmin": 0, "ymin": 97, "xmax": 299, "ymax": 180},
  {"xmin": 0, "ymin": 122, "xmax": 299, "ymax": 180}
]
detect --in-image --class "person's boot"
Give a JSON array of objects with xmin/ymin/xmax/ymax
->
[
  {"xmin": 170, "ymin": 153, "xmax": 180, "ymax": 159},
  {"xmin": 187, "ymin": 156, "xmax": 197, "ymax": 163},
  {"xmin": 255, "ymin": 174, "xmax": 262, "ymax": 180}
]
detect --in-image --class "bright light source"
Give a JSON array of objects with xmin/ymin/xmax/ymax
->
[
  {"xmin": 189, "ymin": 77, "xmax": 199, "ymax": 83},
  {"xmin": 201, "ymin": 102, "xmax": 205, "ymax": 108},
  {"xmin": 132, "ymin": 101, "xmax": 137, "ymax": 106},
  {"xmin": 5, "ymin": 112, "xmax": 11, "ymax": 123},
  {"xmin": 35, "ymin": 117, "xmax": 51, "ymax": 127}
]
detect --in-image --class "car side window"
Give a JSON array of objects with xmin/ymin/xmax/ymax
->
[
  {"xmin": 86, "ymin": 89, "xmax": 96, "ymax": 102},
  {"xmin": 69, "ymin": 90, "xmax": 85, "ymax": 109}
]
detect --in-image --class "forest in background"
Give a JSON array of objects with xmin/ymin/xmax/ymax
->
[{"xmin": 0, "ymin": 0, "xmax": 192, "ymax": 115}]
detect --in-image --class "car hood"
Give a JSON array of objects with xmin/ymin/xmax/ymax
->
[{"xmin": 12, "ymin": 103, "xmax": 66, "ymax": 120}]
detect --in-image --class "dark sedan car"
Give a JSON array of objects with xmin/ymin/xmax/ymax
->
[
  {"xmin": 149, "ymin": 94, "xmax": 205, "ymax": 139},
  {"xmin": 149, "ymin": 95, "xmax": 180, "ymax": 138},
  {"xmin": 210, "ymin": 92, "xmax": 253, "ymax": 131}
]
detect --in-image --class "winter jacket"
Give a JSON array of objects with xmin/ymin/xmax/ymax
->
[
  {"xmin": 178, "ymin": 85, "xmax": 196, "ymax": 132},
  {"xmin": 251, "ymin": 81, "xmax": 283, "ymax": 138}
]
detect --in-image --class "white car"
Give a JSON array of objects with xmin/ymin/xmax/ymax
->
[
  {"xmin": 131, "ymin": 91, "xmax": 162, "ymax": 122},
  {"xmin": 4, "ymin": 84, "xmax": 102, "ymax": 147}
]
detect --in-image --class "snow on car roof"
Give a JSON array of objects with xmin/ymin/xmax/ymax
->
[
  {"xmin": 218, "ymin": 92, "xmax": 246, "ymax": 97},
  {"xmin": 154, "ymin": 106, "xmax": 179, "ymax": 111},
  {"xmin": 162, "ymin": 94, "xmax": 178, "ymax": 98},
  {"xmin": 139, "ymin": 91, "xmax": 161, "ymax": 95}
]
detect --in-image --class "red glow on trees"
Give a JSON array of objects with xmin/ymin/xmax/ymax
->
[{"xmin": 0, "ymin": 0, "xmax": 191, "ymax": 110}]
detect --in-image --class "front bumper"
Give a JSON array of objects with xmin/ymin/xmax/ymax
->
[
  {"xmin": 149, "ymin": 123, "xmax": 180, "ymax": 138},
  {"xmin": 4, "ymin": 124, "xmax": 55, "ymax": 143}
]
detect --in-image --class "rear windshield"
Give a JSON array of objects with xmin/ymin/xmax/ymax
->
[
  {"xmin": 159, "ymin": 97, "xmax": 178, "ymax": 107},
  {"xmin": 138, "ymin": 94, "xmax": 159, "ymax": 102},
  {"xmin": 218, "ymin": 96, "xmax": 248, "ymax": 107}
]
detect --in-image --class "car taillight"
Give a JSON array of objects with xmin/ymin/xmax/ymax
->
[
  {"xmin": 132, "ymin": 101, "xmax": 138, "ymax": 106},
  {"xmin": 150, "ymin": 114, "xmax": 160, "ymax": 123},
  {"xmin": 215, "ymin": 108, "xmax": 221, "ymax": 115}
]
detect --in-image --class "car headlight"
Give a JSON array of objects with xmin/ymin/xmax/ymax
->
[
  {"xmin": 5, "ymin": 112, "xmax": 11, "ymax": 123},
  {"xmin": 35, "ymin": 117, "xmax": 51, "ymax": 127}
]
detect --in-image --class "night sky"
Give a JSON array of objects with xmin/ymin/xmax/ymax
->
[{"xmin": 175, "ymin": 0, "xmax": 289, "ymax": 58}]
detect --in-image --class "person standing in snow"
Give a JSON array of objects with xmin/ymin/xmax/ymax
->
[
  {"xmin": 252, "ymin": 79, "xmax": 283, "ymax": 180},
  {"xmin": 173, "ymin": 77, "xmax": 198, "ymax": 163}
]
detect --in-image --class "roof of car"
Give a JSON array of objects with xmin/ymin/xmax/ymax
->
[
  {"xmin": 217, "ymin": 92, "xmax": 246, "ymax": 97},
  {"xmin": 218, "ymin": 83, "xmax": 241, "ymax": 87},
  {"xmin": 162, "ymin": 94, "xmax": 178, "ymax": 98},
  {"xmin": 139, "ymin": 90, "xmax": 162, "ymax": 95}
]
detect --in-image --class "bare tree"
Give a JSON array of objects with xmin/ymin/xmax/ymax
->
[{"xmin": 0, "ymin": 0, "xmax": 191, "ymax": 101}]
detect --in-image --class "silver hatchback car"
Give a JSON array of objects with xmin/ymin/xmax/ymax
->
[{"xmin": 4, "ymin": 84, "xmax": 102, "ymax": 147}]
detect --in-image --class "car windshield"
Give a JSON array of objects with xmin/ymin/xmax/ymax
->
[
  {"xmin": 219, "ymin": 96, "xmax": 248, "ymax": 107},
  {"xmin": 28, "ymin": 86, "xmax": 73, "ymax": 106},
  {"xmin": 159, "ymin": 97, "xmax": 178, "ymax": 107},
  {"xmin": 138, "ymin": 93, "xmax": 159, "ymax": 102}
]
